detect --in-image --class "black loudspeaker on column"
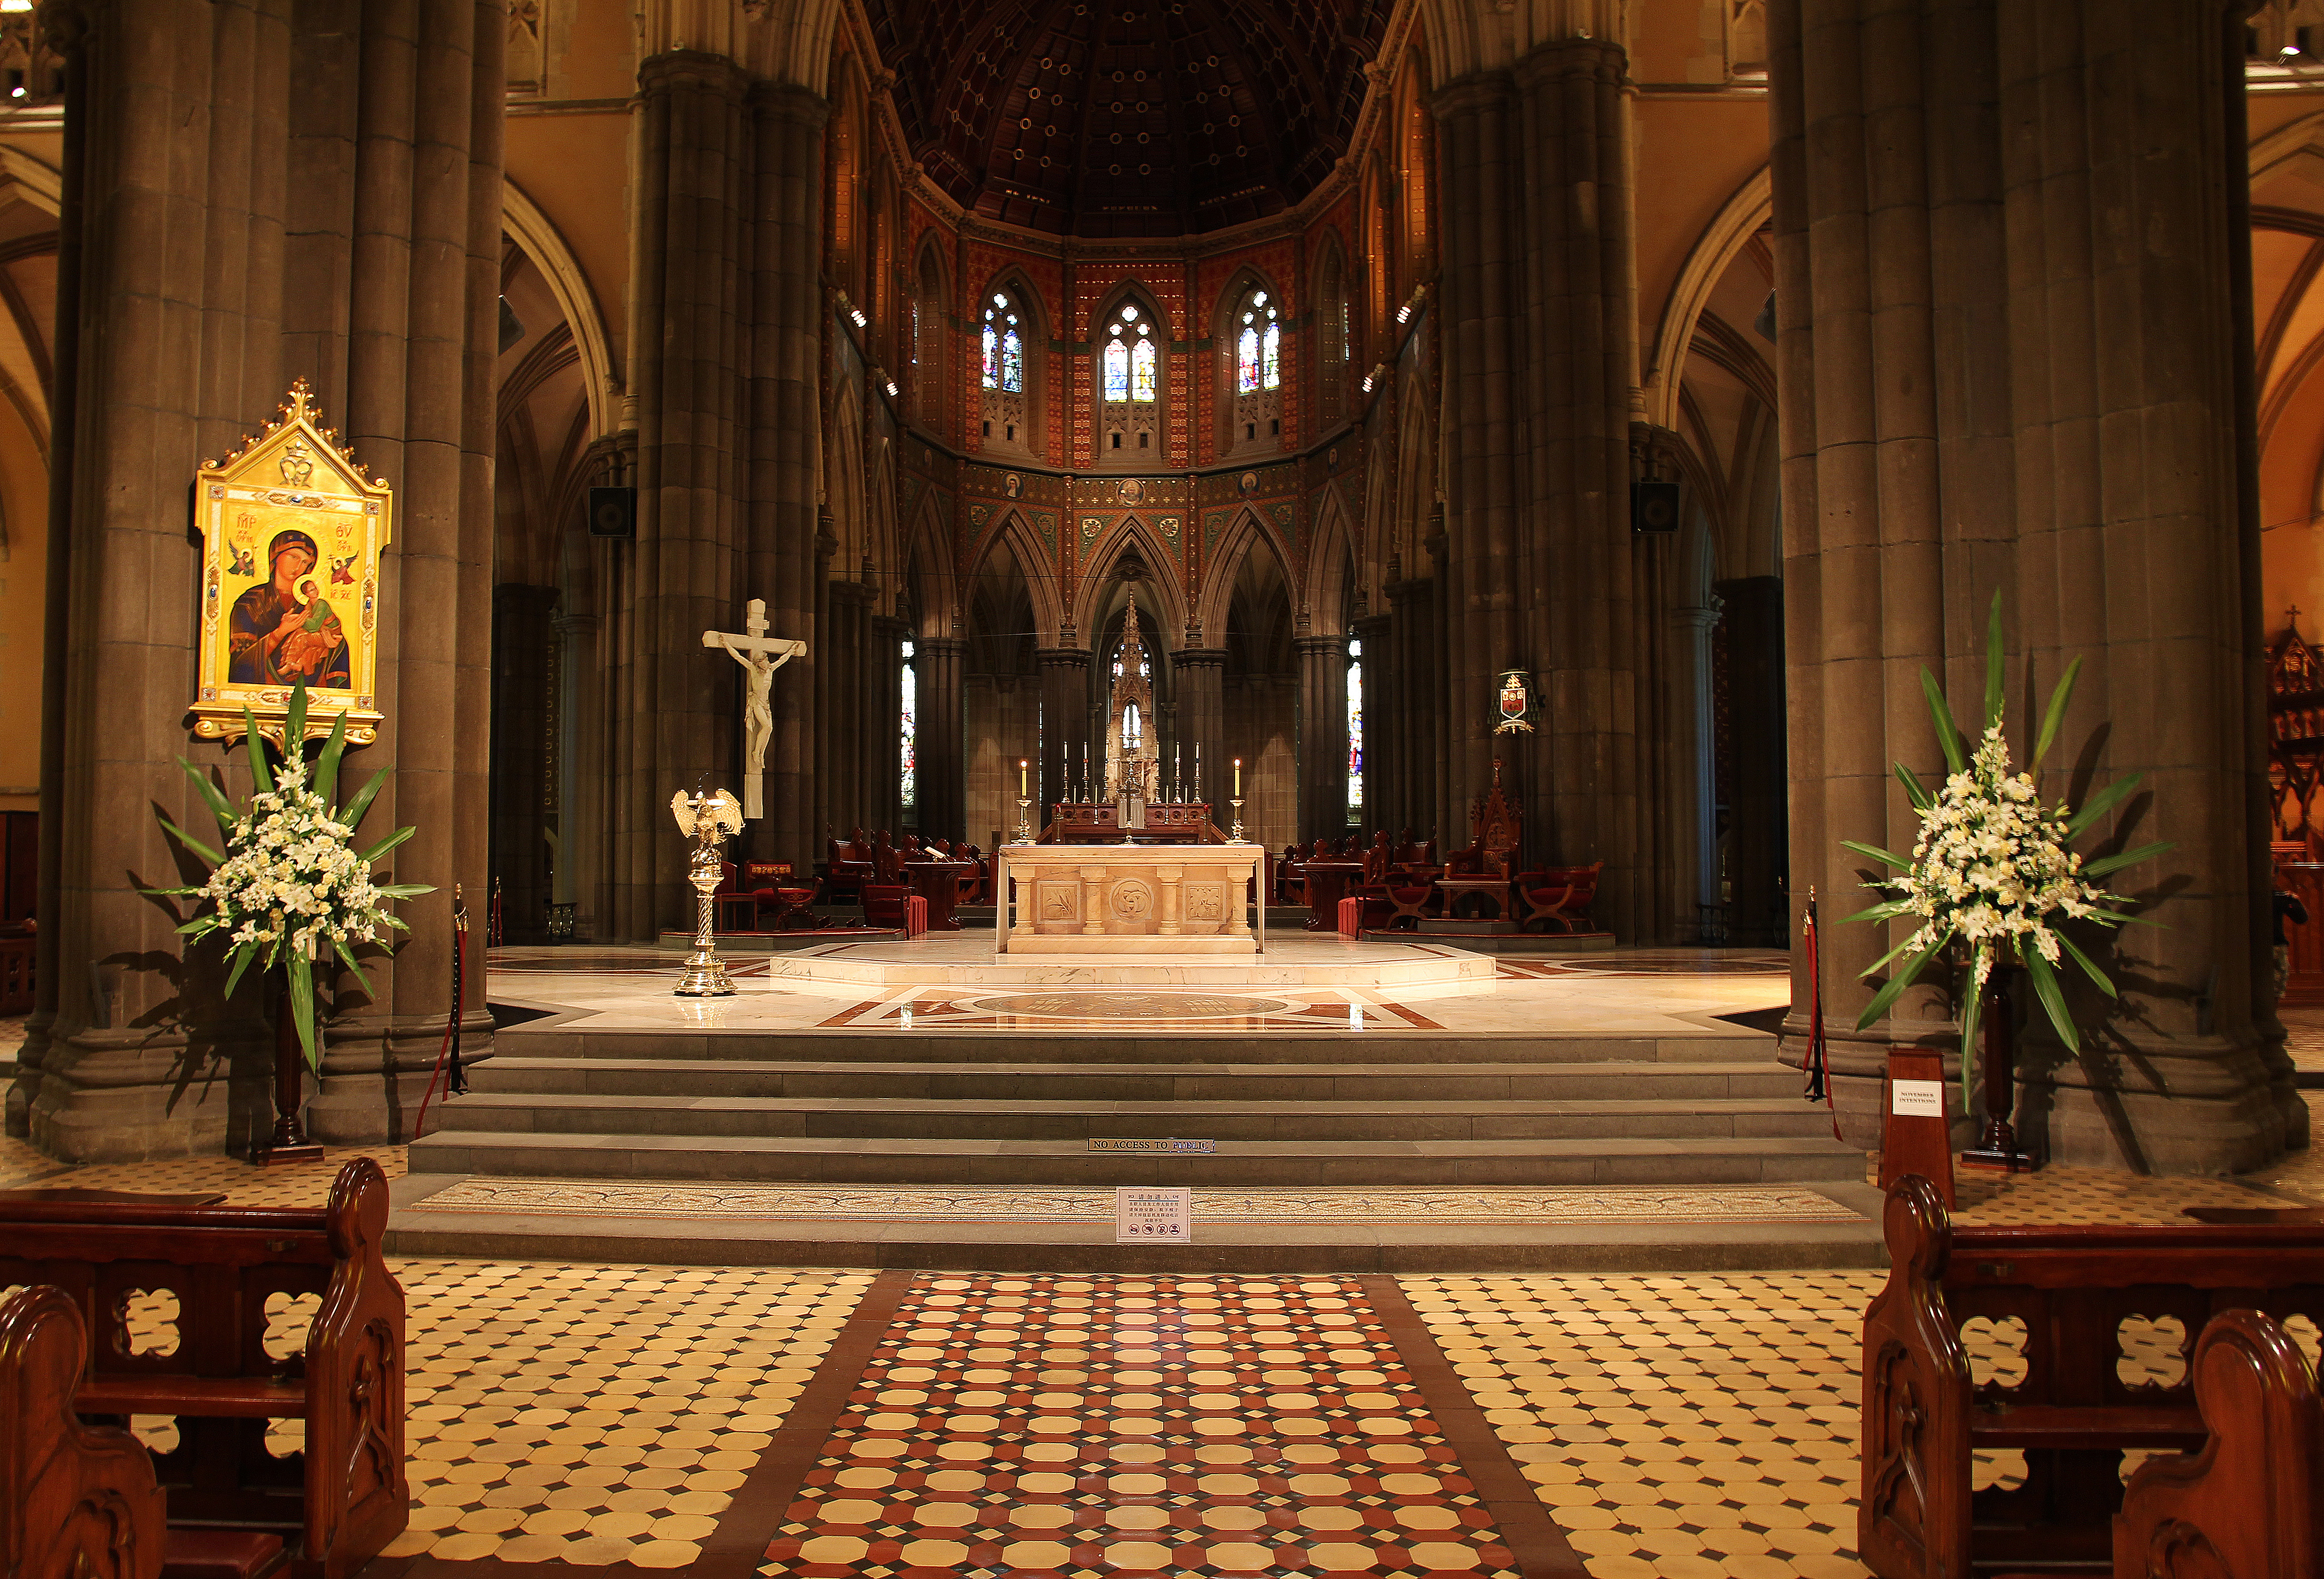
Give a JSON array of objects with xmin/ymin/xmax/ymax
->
[
  {"xmin": 1631, "ymin": 479, "xmax": 1681, "ymax": 534},
  {"xmin": 588, "ymin": 485, "xmax": 637, "ymax": 540}
]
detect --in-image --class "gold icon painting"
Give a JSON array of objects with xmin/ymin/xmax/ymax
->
[{"xmin": 189, "ymin": 381, "xmax": 392, "ymax": 745}]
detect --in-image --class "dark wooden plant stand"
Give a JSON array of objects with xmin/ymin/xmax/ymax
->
[
  {"xmin": 257, "ymin": 984, "xmax": 325, "ymax": 1167},
  {"xmin": 1960, "ymin": 967, "xmax": 2039, "ymax": 1172}
]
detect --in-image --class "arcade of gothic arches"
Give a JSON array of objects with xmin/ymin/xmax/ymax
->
[{"xmin": 0, "ymin": 0, "xmax": 2322, "ymax": 1185}]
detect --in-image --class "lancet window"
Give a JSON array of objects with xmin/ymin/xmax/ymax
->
[
  {"xmin": 1227, "ymin": 283, "xmax": 1283, "ymax": 456},
  {"xmin": 979, "ymin": 287, "xmax": 1032, "ymax": 453},
  {"xmin": 900, "ymin": 638, "xmax": 917, "ymax": 819},
  {"xmin": 1347, "ymin": 637, "xmax": 1363, "ymax": 817},
  {"xmin": 1097, "ymin": 298, "xmax": 1161, "ymax": 466}
]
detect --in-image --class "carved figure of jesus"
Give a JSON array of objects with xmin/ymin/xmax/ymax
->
[{"xmin": 702, "ymin": 598, "xmax": 806, "ymax": 821}]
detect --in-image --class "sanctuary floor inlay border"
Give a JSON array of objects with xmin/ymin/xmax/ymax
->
[{"xmin": 403, "ymin": 1182, "xmax": 1867, "ymax": 1228}]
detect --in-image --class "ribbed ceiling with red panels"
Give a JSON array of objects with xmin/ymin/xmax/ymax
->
[{"xmin": 865, "ymin": 0, "xmax": 1388, "ymax": 237}]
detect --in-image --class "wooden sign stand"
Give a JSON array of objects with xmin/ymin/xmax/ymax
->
[{"xmin": 1878, "ymin": 1046, "xmax": 1956, "ymax": 1208}]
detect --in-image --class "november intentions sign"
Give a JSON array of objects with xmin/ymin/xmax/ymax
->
[{"xmin": 1115, "ymin": 1186, "xmax": 1192, "ymax": 1242}]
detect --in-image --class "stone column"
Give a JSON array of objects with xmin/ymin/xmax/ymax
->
[
  {"xmin": 1772, "ymin": 0, "xmax": 2293, "ymax": 1169},
  {"xmin": 745, "ymin": 82, "xmax": 826, "ymax": 872},
  {"xmin": 607, "ymin": 50, "xmax": 751, "ymax": 940},
  {"xmin": 489, "ymin": 584, "xmax": 559, "ymax": 942},
  {"xmin": 1175, "ymin": 646, "xmax": 1227, "ymax": 809},
  {"xmin": 1667, "ymin": 600, "xmax": 1720, "ymax": 941},
  {"xmin": 1434, "ymin": 38, "xmax": 1651, "ymax": 934},
  {"xmin": 15, "ymin": 0, "xmax": 293, "ymax": 1155},
  {"xmin": 1036, "ymin": 647, "xmax": 1091, "ymax": 815},
  {"xmin": 16, "ymin": 0, "xmax": 504, "ymax": 1157},
  {"xmin": 919, "ymin": 635, "xmax": 967, "ymax": 840},
  {"xmin": 1296, "ymin": 634, "xmax": 1347, "ymax": 841}
]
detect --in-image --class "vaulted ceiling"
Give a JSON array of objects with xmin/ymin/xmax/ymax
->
[{"xmin": 864, "ymin": 0, "xmax": 1387, "ymax": 237}]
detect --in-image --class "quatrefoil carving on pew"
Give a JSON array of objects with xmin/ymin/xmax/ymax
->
[{"xmin": 2116, "ymin": 1313, "xmax": 2190, "ymax": 1390}]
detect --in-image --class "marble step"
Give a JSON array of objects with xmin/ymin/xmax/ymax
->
[
  {"xmin": 462, "ymin": 1056, "xmax": 1807, "ymax": 1105},
  {"xmin": 404, "ymin": 1129, "xmax": 1867, "ymax": 1187},
  {"xmin": 383, "ymin": 1175, "xmax": 1888, "ymax": 1274},
  {"xmin": 491, "ymin": 1027, "xmax": 1778, "ymax": 1066},
  {"xmin": 418, "ymin": 1089, "xmax": 1847, "ymax": 1143}
]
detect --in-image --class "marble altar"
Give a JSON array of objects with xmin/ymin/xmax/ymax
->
[{"xmin": 995, "ymin": 843, "xmax": 1265, "ymax": 954}]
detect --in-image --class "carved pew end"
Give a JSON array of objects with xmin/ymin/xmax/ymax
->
[{"xmin": 161, "ymin": 1529, "xmax": 287, "ymax": 1579}]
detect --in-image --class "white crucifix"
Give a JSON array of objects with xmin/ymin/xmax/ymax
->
[{"xmin": 702, "ymin": 598, "xmax": 806, "ymax": 821}]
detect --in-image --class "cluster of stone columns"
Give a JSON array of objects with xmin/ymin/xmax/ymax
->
[
  {"xmin": 596, "ymin": 55, "xmax": 826, "ymax": 939},
  {"xmin": 14, "ymin": 0, "xmax": 504, "ymax": 1157},
  {"xmin": 1429, "ymin": 36, "xmax": 1665, "ymax": 938},
  {"xmin": 1772, "ymin": 0, "xmax": 2300, "ymax": 1170}
]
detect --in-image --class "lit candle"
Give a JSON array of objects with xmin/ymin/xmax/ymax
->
[
  {"xmin": 1019, "ymin": 759, "xmax": 1028, "ymax": 798},
  {"xmin": 1233, "ymin": 757, "xmax": 1242, "ymax": 797}
]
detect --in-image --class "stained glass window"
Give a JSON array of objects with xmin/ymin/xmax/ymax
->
[
  {"xmin": 1131, "ymin": 336, "xmax": 1156, "ymax": 403},
  {"xmin": 1261, "ymin": 323, "xmax": 1281, "ymax": 390},
  {"xmin": 900, "ymin": 639, "xmax": 917, "ymax": 813},
  {"xmin": 1346, "ymin": 638, "xmax": 1363, "ymax": 815},
  {"xmin": 983, "ymin": 292, "xmax": 1024, "ymax": 394},
  {"xmin": 1236, "ymin": 288, "xmax": 1280, "ymax": 395},
  {"xmin": 1103, "ymin": 339, "xmax": 1129, "ymax": 402},
  {"xmin": 1237, "ymin": 325, "xmax": 1260, "ymax": 392},
  {"xmin": 1123, "ymin": 701, "xmax": 1142, "ymax": 748}
]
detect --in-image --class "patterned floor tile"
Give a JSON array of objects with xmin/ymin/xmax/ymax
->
[{"xmin": 761, "ymin": 1274, "xmax": 1528, "ymax": 1578}]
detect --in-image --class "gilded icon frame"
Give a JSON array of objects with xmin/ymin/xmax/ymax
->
[{"xmin": 189, "ymin": 380, "xmax": 392, "ymax": 747}]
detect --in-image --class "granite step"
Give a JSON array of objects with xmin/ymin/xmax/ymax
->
[
  {"xmin": 489, "ymin": 1026, "xmax": 1778, "ymax": 1066},
  {"xmin": 420, "ymin": 1088, "xmax": 1842, "ymax": 1143},
  {"xmin": 404, "ymin": 1129, "xmax": 1866, "ymax": 1188},
  {"xmin": 459, "ymin": 1056, "xmax": 1806, "ymax": 1105}
]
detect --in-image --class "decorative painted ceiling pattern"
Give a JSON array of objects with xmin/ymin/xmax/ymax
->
[{"xmin": 866, "ymin": 0, "xmax": 1388, "ymax": 237}]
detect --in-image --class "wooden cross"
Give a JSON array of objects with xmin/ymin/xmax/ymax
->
[{"xmin": 702, "ymin": 598, "xmax": 807, "ymax": 821}]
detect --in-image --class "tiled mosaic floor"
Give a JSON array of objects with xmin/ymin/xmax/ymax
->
[{"xmin": 761, "ymin": 1275, "xmax": 1537, "ymax": 1578}]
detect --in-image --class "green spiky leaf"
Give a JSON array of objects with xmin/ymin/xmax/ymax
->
[
  {"xmin": 358, "ymin": 823, "xmax": 417, "ymax": 864},
  {"xmin": 1983, "ymin": 592, "xmax": 2006, "ymax": 732},
  {"xmin": 156, "ymin": 816, "xmax": 223, "ymax": 868},
  {"xmin": 2080, "ymin": 840, "xmax": 2175, "ymax": 879},
  {"xmin": 1842, "ymin": 839, "xmax": 1916, "ymax": 871},
  {"xmin": 179, "ymin": 759, "xmax": 239, "ymax": 836},
  {"xmin": 223, "ymin": 942, "xmax": 258, "ymax": 1002},
  {"xmin": 1959, "ymin": 946, "xmax": 1987, "ymax": 1099},
  {"xmin": 1921, "ymin": 668, "xmax": 1967, "ymax": 775},
  {"xmin": 340, "ymin": 766, "xmax": 391, "ymax": 831},
  {"xmin": 286, "ymin": 950, "xmax": 318, "ymax": 1068},
  {"xmin": 330, "ymin": 934, "xmax": 374, "ymax": 999},
  {"xmin": 314, "ymin": 707, "xmax": 348, "ymax": 809},
  {"xmin": 2057, "ymin": 929, "xmax": 2117, "ymax": 999},
  {"xmin": 283, "ymin": 684, "xmax": 308, "ymax": 754},
  {"xmin": 242, "ymin": 707, "xmax": 274, "ymax": 793},
  {"xmin": 372, "ymin": 883, "xmax": 435, "ymax": 899},
  {"xmin": 1895, "ymin": 762, "xmax": 1934, "ymax": 812},
  {"xmin": 2035, "ymin": 657, "xmax": 2084, "ymax": 765},
  {"xmin": 1843, "ymin": 898, "xmax": 1919, "ymax": 924},
  {"xmin": 1862, "ymin": 927, "xmax": 1934, "ymax": 980},
  {"xmin": 2066, "ymin": 773, "xmax": 2145, "ymax": 840},
  {"xmin": 1855, "ymin": 926, "xmax": 1954, "ymax": 1031},
  {"xmin": 2023, "ymin": 946, "xmax": 2078, "ymax": 1054}
]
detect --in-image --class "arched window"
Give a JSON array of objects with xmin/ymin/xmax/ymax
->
[
  {"xmin": 900, "ymin": 637, "xmax": 917, "ymax": 821},
  {"xmin": 1315, "ymin": 243, "xmax": 1349, "ymax": 426},
  {"xmin": 1122, "ymin": 700, "xmax": 1142, "ymax": 749},
  {"xmin": 978, "ymin": 286, "xmax": 1036, "ymax": 455},
  {"xmin": 1346, "ymin": 636, "xmax": 1363, "ymax": 819},
  {"xmin": 1223, "ymin": 281, "xmax": 1283, "ymax": 457},
  {"xmin": 1096, "ymin": 296, "xmax": 1161, "ymax": 466}
]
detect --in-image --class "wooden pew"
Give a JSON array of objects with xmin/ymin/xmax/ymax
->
[
  {"xmin": 0, "ymin": 1159, "xmax": 406, "ymax": 1579},
  {"xmin": 2112, "ymin": 1307, "xmax": 2324, "ymax": 1579},
  {"xmin": 1861, "ymin": 1174, "xmax": 2324, "ymax": 1579},
  {"xmin": 0, "ymin": 1282, "xmax": 166, "ymax": 1579}
]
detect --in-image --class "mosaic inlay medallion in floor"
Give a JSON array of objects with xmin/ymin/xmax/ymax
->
[
  {"xmin": 969, "ymin": 991, "xmax": 1296, "ymax": 1018},
  {"xmin": 816, "ymin": 991, "xmax": 1447, "ymax": 1033},
  {"xmin": 760, "ymin": 1274, "xmax": 1531, "ymax": 1577},
  {"xmin": 406, "ymin": 1180, "xmax": 1865, "ymax": 1227}
]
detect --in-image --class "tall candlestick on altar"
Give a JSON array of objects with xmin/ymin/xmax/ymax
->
[
  {"xmin": 1195, "ymin": 744, "xmax": 1202, "ymax": 798},
  {"xmin": 1233, "ymin": 757, "xmax": 1242, "ymax": 797},
  {"xmin": 1019, "ymin": 758, "xmax": 1027, "ymax": 798}
]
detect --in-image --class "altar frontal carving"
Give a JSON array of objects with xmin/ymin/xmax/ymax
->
[{"xmin": 190, "ymin": 380, "xmax": 391, "ymax": 746}]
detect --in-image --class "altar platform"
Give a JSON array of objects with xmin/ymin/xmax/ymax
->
[{"xmin": 705, "ymin": 932, "xmax": 1492, "ymax": 995}]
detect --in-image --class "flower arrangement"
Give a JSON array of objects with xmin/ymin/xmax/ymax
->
[
  {"xmin": 153, "ymin": 684, "xmax": 429, "ymax": 1066},
  {"xmin": 1848, "ymin": 596, "xmax": 2170, "ymax": 1089}
]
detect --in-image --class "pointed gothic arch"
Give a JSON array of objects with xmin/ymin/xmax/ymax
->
[
  {"xmin": 1195, "ymin": 506, "xmax": 1296, "ymax": 642},
  {"xmin": 975, "ymin": 272, "xmax": 1048, "ymax": 460},
  {"xmin": 904, "ymin": 487, "xmax": 960, "ymax": 639},
  {"xmin": 969, "ymin": 509, "xmax": 1068, "ymax": 645},
  {"xmin": 909, "ymin": 235, "xmax": 950, "ymax": 438},
  {"xmin": 1072, "ymin": 516, "xmax": 1189, "ymax": 637},
  {"xmin": 1302, "ymin": 488, "xmax": 1357, "ymax": 636}
]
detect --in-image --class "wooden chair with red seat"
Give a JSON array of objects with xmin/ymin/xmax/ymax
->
[
  {"xmin": 710, "ymin": 861, "xmax": 760, "ymax": 933},
  {"xmin": 1513, "ymin": 861, "xmax": 1604, "ymax": 934},
  {"xmin": 823, "ymin": 830, "xmax": 874, "ymax": 905},
  {"xmin": 860, "ymin": 882, "xmax": 911, "ymax": 930},
  {"xmin": 742, "ymin": 862, "xmax": 819, "ymax": 932}
]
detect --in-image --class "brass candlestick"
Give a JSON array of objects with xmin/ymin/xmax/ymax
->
[
  {"xmin": 1229, "ymin": 797, "xmax": 1246, "ymax": 842},
  {"xmin": 1015, "ymin": 796, "xmax": 1034, "ymax": 845}
]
